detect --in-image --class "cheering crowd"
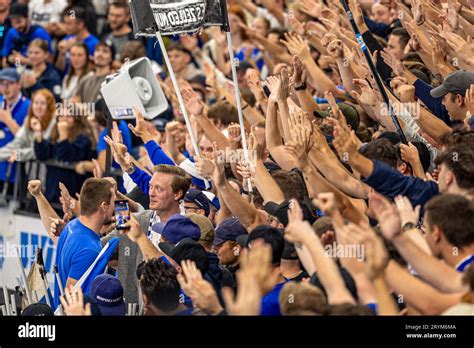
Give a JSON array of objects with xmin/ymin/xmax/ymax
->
[{"xmin": 0, "ymin": 0, "xmax": 473, "ymax": 316}]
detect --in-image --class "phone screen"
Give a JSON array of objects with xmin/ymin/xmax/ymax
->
[{"xmin": 114, "ymin": 200, "xmax": 130, "ymax": 230}]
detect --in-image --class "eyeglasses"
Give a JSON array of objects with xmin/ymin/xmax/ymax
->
[
  {"xmin": 0, "ymin": 81, "xmax": 16, "ymax": 88},
  {"xmin": 184, "ymin": 205, "xmax": 200, "ymax": 212}
]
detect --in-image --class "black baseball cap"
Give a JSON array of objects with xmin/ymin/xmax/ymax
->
[
  {"xmin": 159, "ymin": 238, "xmax": 209, "ymax": 274},
  {"xmin": 21, "ymin": 303, "xmax": 53, "ymax": 316},
  {"xmin": 264, "ymin": 200, "xmax": 317, "ymax": 227},
  {"xmin": 430, "ymin": 70, "xmax": 474, "ymax": 98},
  {"xmin": 213, "ymin": 217, "xmax": 247, "ymax": 246},
  {"xmin": 10, "ymin": 3, "xmax": 28, "ymax": 18},
  {"xmin": 236, "ymin": 225, "xmax": 285, "ymax": 264}
]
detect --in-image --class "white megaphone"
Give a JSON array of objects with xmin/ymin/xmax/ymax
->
[{"xmin": 101, "ymin": 57, "xmax": 168, "ymax": 120}]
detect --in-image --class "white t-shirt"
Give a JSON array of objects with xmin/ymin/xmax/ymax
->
[{"xmin": 29, "ymin": 0, "xmax": 68, "ymax": 27}]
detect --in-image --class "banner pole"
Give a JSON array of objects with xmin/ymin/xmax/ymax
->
[
  {"xmin": 17, "ymin": 247, "xmax": 32, "ymax": 305},
  {"xmin": 225, "ymin": 32, "xmax": 253, "ymax": 193},
  {"xmin": 340, "ymin": 0, "xmax": 407, "ymax": 144},
  {"xmin": 155, "ymin": 32, "xmax": 210, "ymax": 189}
]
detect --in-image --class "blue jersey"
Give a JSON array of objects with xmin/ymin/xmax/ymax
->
[
  {"xmin": 53, "ymin": 218, "xmax": 102, "ymax": 308},
  {"xmin": 0, "ymin": 94, "xmax": 30, "ymax": 182},
  {"xmin": 260, "ymin": 281, "xmax": 286, "ymax": 316},
  {"xmin": 1, "ymin": 25, "xmax": 51, "ymax": 57}
]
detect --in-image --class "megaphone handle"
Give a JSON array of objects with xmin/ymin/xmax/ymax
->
[{"xmin": 155, "ymin": 33, "xmax": 210, "ymax": 189}]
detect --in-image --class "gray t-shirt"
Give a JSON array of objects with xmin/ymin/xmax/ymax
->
[
  {"xmin": 74, "ymin": 73, "xmax": 107, "ymax": 103},
  {"xmin": 103, "ymin": 33, "xmax": 133, "ymax": 61}
]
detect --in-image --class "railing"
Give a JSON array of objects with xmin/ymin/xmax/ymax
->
[{"xmin": 1, "ymin": 160, "xmax": 122, "ymax": 216}]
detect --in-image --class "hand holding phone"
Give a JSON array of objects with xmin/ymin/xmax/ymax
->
[{"xmin": 114, "ymin": 200, "xmax": 131, "ymax": 230}]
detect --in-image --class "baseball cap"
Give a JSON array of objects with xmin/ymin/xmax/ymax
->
[
  {"xmin": 264, "ymin": 200, "xmax": 317, "ymax": 227},
  {"xmin": 0, "ymin": 68, "xmax": 21, "ymax": 82},
  {"xmin": 21, "ymin": 303, "xmax": 53, "ymax": 316},
  {"xmin": 430, "ymin": 70, "xmax": 474, "ymax": 98},
  {"xmin": 152, "ymin": 214, "xmax": 201, "ymax": 244},
  {"xmin": 159, "ymin": 238, "xmax": 209, "ymax": 274},
  {"xmin": 314, "ymin": 102, "xmax": 360, "ymax": 131},
  {"xmin": 213, "ymin": 217, "xmax": 248, "ymax": 246},
  {"xmin": 89, "ymin": 274, "xmax": 126, "ymax": 316},
  {"xmin": 9, "ymin": 3, "xmax": 28, "ymax": 18},
  {"xmin": 236, "ymin": 225, "xmax": 285, "ymax": 264},
  {"xmin": 184, "ymin": 188, "xmax": 211, "ymax": 216},
  {"xmin": 185, "ymin": 213, "xmax": 214, "ymax": 244}
]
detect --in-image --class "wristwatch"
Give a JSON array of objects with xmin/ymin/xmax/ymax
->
[
  {"xmin": 125, "ymin": 162, "xmax": 136, "ymax": 174},
  {"xmin": 401, "ymin": 222, "xmax": 417, "ymax": 232},
  {"xmin": 295, "ymin": 82, "xmax": 307, "ymax": 91}
]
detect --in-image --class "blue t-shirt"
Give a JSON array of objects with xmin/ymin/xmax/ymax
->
[
  {"xmin": 53, "ymin": 218, "xmax": 102, "ymax": 308},
  {"xmin": 1, "ymin": 25, "xmax": 51, "ymax": 57},
  {"xmin": 260, "ymin": 281, "xmax": 286, "ymax": 316},
  {"xmin": 0, "ymin": 94, "xmax": 30, "ymax": 182},
  {"xmin": 97, "ymin": 121, "xmax": 132, "ymax": 168}
]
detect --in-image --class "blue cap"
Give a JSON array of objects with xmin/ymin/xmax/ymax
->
[
  {"xmin": 184, "ymin": 188, "xmax": 210, "ymax": 216},
  {"xmin": 0, "ymin": 68, "xmax": 20, "ymax": 82},
  {"xmin": 213, "ymin": 217, "xmax": 247, "ymax": 246},
  {"xmin": 89, "ymin": 274, "xmax": 126, "ymax": 316},
  {"xmin": 152, "ymin": 214, "xmax": 201, "ymax": 244}
]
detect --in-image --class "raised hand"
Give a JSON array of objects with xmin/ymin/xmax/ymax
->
[
  {"xmin": 277, "ymin": 67, "xmax": 291, "ymax": 101},
  {"xmin": 368, "ymin": 192, "xmax": 401, "ymax": 241},
  {"xmin": 332, "ymin": 117, "xmax": 359, "ymax": 163},
  {"xmin": 60, "ymin": 286, "xmax": 91, "ymax": 316},
  {"xmin": 351, "ymin": 78, "xmax": 381, "ymax": 107},
  {"xmin": 177, "ymin": 259, "xmax": 223, "ymax": 315},
  {"xmin": 49, "ymin": 215, "xmax": 68, "ymax": 239},
  {"xmin": 285, "ymin": 109, "xmax": 313, "ymax": 169},
  {"xmin": 394, "ymin": 195, "xmax": 421, "ymax": 227},
  {"xmin": 245, "ymin": 68, "xmax": 264, "ymax": 98},
  {"xmin": 222, "ymin": 267, "xmax": 262, "ymax": 315},
  {"xmin": 128, "ymin": 107, "xmax": 152, "ymax": 142},
  {"xmin": 399, "ymin": 142, "xmax": 420, "ymax": 166},
  {"xmin": 195, "ymin": 156, "xmax": 216, "ymax": 180},
  {"xmin": 182, "ymin": 87, "xmax": 206, "ymax": 116},
  {"xmin": 312, "ymin": 192, "xmax": 338, "ymax": 216},
  {"xmin": 27, "ymin": 180, "xmax": 42, "ymax": 198},
  {"xmin": 326, "ymin": 38, "xmax": 344, "ymax": 59},
  {"xmin": 380, "ymin": 48, "xmax": 405, "ymax": 76},
  {"xmin": 281, "ymin": 33, "xmax": 311, "ymax": 58},
  {"xmin": 290, "ymin": 55, "xmax": 306, "ymax": 87},
  {"xmin": 284, "ymin": 199, "xmax": 314, "ymax": 244},
  {"xmin": 104, "ymin": 135, "xmax": 130, "ymax": 171},
  {"xmin": 59, "ymin": 182, "xmax": 80, "ymax": 218},
  {"xmin": 239, "ymin": 239, "xmax": 280, "ymax": 295},
  {"xmin": 465, "ymin": 84, "xmax": 474, "ymax": 117}
]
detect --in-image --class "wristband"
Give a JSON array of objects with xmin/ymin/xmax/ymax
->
[
  {"xmin": 401, "ymin": 222, "xmax": 417, "ymax": 233},
  {"xmin": 295, "ymin": 82, "xmax": 307, "ymax": 91}
]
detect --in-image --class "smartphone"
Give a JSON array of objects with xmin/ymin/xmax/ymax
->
[{"xmin": 114, "ymin": 200, "xmax": 130, "ymax": 230}]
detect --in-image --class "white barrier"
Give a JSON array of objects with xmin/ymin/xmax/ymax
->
[{"xmin": 0, "ymin": 203, "xmax": 56, "ymax": 289}]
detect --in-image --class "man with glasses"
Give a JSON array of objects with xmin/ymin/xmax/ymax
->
[
  {"xmin": 0, "ymin": 67, "xmax": 30, "ymax": 184},
  {"xmin": 183, "ymin": 188, "xmax": 211, "ymax": 217}
]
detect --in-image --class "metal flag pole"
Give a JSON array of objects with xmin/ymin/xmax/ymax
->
[
  {"xmin": 54, "ymin": 265, "xmax": 65, "ymax": 298},
  {"xmin": 10, "ymin": 294, "xmax": 17, "ymax": 316},
  {"xmin": 340, "ymin": 0, "xmax": 408, "ymax": 144},
  {"xmin": 155, "ymin": 32, "xmax": 210, "ymax": 189},
  {"xmin": 220, "ymin": 0, "xmax": 253, "ymax": 192},
  {"xmin": 3, "ymin": 286, "xmax": 11, "ymax": 316},
  {"xmin": 16, "ymin": 247, "xmax": 32, "ymax": 305},
  {"xmin": 36, "ymin": 248, "xmax": 52, "ymax": 307}
]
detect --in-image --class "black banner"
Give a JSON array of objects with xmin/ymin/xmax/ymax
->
[{"xmin": 130, "ymin": 0, "xmax": 227, "ymax": 36}]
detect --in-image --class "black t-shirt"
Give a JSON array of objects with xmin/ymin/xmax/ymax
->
[
  {"xmin": 288, "ymin": 270, "xmax": 309, "ymax": 282},
  {"xmin": 310, "ymin": 267, "xmax": 359, "ymax": 301}
]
